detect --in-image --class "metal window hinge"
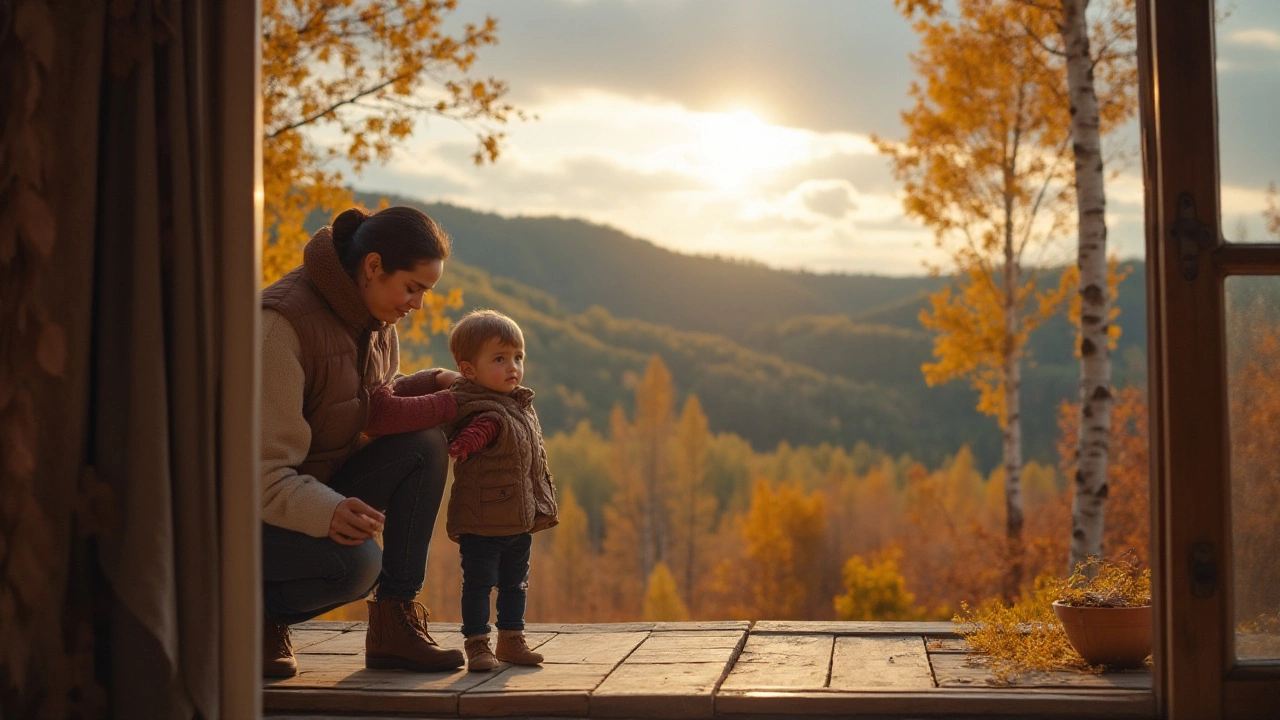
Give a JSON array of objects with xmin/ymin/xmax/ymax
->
[
  {"xmin": 1170, "ymin": 192, "xmax": 1216, "ymax": 281},
  {"xmin": 1190, "ymin": 539, "xmax": 1217, "ymax": 599}
]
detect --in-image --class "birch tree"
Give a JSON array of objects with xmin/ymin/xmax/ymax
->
[
  {"xmin": 1039, "ymin": 0, "xmax": 1137, "ymax": 574},
  {"xmin": 885, "ymin": 0, "xmax": 1076, "ymax": 600}
]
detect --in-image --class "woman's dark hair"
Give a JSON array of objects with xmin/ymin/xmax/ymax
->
[{"xmin": 331, "ymin": 206, "xmax": 452, "ymax": 276}]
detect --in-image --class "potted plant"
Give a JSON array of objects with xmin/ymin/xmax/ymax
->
[{"xmin": 1051, "ymin": 555, "xmax": 1152, "ymax": 668}]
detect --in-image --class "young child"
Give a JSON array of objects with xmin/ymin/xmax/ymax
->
[{"xmin": 445, "ymin": 309, "xmax": 559, "ymax": 672}]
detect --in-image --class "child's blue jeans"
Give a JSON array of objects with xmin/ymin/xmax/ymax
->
[{"xmin": 459, "ymin": 532, "xmax": 532, "ymax": 637}]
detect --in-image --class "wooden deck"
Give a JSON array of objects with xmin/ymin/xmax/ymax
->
[{"xmin": 265, "ymin": 621, "xmax": 1154, "ymax": 718}]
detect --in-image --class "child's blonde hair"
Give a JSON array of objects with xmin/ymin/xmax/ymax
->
[{"xmin": 448, "ymin": 309, "xmax": 525, "ymax": 365}]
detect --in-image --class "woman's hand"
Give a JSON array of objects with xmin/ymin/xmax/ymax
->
[
  {"xmin": 436, "ymin": 369, "xmax": 462, "ymax": 390},
  {"xmin": 329, "ymin": 498, "xmax": 386, "ymax": 546}
]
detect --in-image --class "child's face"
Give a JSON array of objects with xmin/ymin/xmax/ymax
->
[{"xmin": 460, "ymin": 337, "xmax": 525, "ymax": 394}]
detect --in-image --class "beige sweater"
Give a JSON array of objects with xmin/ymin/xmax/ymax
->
[{"xmin": 259, "ymin": 308, "xmax": 403, "ymax": 536}]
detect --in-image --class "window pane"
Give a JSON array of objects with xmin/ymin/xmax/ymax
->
[
  {"xmin": 1226, "ymin": 276, "xmax": 1280, "ymax": 661},
  {"xmin": 1215, "ymin": 2, "xmax": 1280, "ymax": 243}
]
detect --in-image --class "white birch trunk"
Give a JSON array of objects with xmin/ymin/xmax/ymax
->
[
  {"xmin": 1003, "ymin": 220, "xmax": 1026, "ymax": 601},
  {"xmin": 1062, "ymin": 0, "xmax": 1113, "ymax": 574}
]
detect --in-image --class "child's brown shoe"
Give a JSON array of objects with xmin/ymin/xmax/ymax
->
[
  {"xmin": 495, "ymin": 630, "xmax": 544, "ymax": 665},
  {"xmin": 465, "ymin": 634, "xmax": 499, "ymax": 672}
]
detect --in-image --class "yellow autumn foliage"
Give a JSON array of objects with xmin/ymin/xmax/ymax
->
[
  {"xmin": 642, "ymin": 562, "xmax": 690, "ymax": 622},
  {"xmin": 261, "ymin": 1, "xmax": 524, "ymax": 344},
  {"xmin": 833, "ymin": 546, "xmax": 925, "ymax": 621}
]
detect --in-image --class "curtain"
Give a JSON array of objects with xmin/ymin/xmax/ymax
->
[
  {"xmin": 93, "ymin": 0, "xmax": 222, "ymax": 717},
  {"xmin": 2, "ymin": 0, "xmax": 242, "ymax": 717}
]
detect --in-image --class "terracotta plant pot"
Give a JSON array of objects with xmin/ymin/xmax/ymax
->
[{"xmin": 1052, "ymin": 600, "xmax": 1152, "ymax": 668}]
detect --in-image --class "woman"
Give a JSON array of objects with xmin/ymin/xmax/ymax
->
[{"xmin": 260, "ymin": 206, "xmax": 465, "ymax": 677}]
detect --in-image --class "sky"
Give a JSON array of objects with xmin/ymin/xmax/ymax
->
[{"xmin": 340, "ymin": 1, "xmax": 1280, "ymax": 275}]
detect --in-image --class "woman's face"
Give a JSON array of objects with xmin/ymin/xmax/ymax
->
[{"xmin": 359, "ymin": 253, "xmax": 445, "ymax": 325}]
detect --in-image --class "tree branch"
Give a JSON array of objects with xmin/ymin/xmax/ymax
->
[{"xmin": 267, "ymin": 74, "xmax": 414, "ymax": 138}]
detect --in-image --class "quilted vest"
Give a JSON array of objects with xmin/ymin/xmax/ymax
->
[
  {"xmin": 261, "ymin": 228, "xmax": 396, "ymax": 483},
  {"xmin": 446, "ymin": 379, "xmax": 559, "ymax": 541}
]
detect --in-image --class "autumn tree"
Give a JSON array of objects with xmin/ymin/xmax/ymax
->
[
  {"xmin": 632, "ymin": 356, "xmax": 677, "ymax": 579},
  {"xmin": 547, "ymin": 488, "xmax": 593, "ymax": 619},
  {"xmin": 261, "ymin": 1, "xmax": 525, "ymax": 349},
  {"xmin": 1002, "ymin": 0, "xmax": 1139, "ymax": 573},
  {"xmin": 667, "ymin": 396, "xmax": 717, "ymax": 615},
  {"xmin": 834, "ymin": 546, "xmax": 923, "ymax": 621},
  {"xmin": 643, "ymin": 562, "xmax": 690, "ymax": 622},
  {"xmin": 724, "ymin": 480, "xmax": 827, "ymax": 619},
  {"xmin": 598, "ymin": 405, "xmax": 646, "ymax": 619},
  {"xmin": 885, "ymin": 0, "xmax": 1078, "ymax": 600},
  {"xmin": 1057, "ymin": 386, "xmax": 1149, "ymax": 566},
  {"xmin": 1224, "ymin": 321, "xmax": 1280, "ymax": 624},
  {"xmin": 545, "ymin": 420, "xmax": 614, "ymax": 548}
]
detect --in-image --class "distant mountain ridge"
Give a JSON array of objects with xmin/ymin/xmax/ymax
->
[
  {"xmin": 349, "ymin": 191, "xmax": 945, "ymax": 337},
  {"xmin": 310, "ymin": 191, "xmax": 1147, "ymax": 469}
]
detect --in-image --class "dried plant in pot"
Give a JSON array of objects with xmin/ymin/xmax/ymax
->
[{"xmin": 1051, "ymin": 555, "xmax": 1152, "ymax": 668}]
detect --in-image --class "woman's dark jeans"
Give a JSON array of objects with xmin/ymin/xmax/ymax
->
[
  {"xmin": 262, "ymin": 428, "xmax": 449, "ymax": 625},
  {"xmin": 459, "ymin": 532, "xmax": 532, "ymax": 637}
]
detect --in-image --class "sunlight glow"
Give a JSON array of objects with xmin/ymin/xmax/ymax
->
[{"xmin": 695, "ymin": 109, "xmax": 811, "ymax": 191}]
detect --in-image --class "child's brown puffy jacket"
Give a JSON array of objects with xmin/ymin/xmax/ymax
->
[{"xmin": 445, "ymin": 379, "xmax": 559, "ymax": 541}]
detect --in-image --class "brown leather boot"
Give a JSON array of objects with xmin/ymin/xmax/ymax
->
[
  {"xmin": 464, "ymin": 634, "xmax": 499, "ymax": 672},
  {"xmin": 263, "ymin": 619, "xmax": 298, "ymax": 678},
  {"xmin": 365, "ymin": 599, "xmax": 465, "ymax": 672},
  {"xmin": 495, "ymin": 629, "xmax": 543, "ymax": 665}
]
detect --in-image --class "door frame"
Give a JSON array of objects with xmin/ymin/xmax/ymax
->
[{"xmin": 1143, "ymin": 0, "xmax": 1280, "ymax": 717}]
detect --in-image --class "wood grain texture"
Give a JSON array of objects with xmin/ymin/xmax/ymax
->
[
  {"xmin": 828, "ymin": 636, "xmax": 934, "ymax": 691},
  {"xmin": 719, "ymin": 635, "xmax": 833, "ymax": 691},
  {"xmin": 751, "ymin": 621, "xmax": 956, "ymax": 636}
]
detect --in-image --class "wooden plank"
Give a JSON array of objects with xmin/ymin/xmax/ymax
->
[
  {"xmin": 828, "ymin": 636, "xmax": 934, "ymax": 691},
  {"xmin": 264, "ymin": 687, "xmax": 458, "ymax": 716},
  {"xmin": 714, "ymin": 689, "xmax": 1156, "ymax": 718},
  {"xmin": 524, "ymin": 622, "xmax": 654, "ymax": 633},
  {"xmin": 592, "ymin": 663, "xmax": 728, "ymax": 719},
  {"xmin": 925, "ymin": 636, "xmax": 971, "ymax": 653},
  {"xmin": 292, "ymin": 621, "xmax": 362, "ymax": 632},
  {"xmin": 465, "ymin": 662, "xmax": 614, "ymax": 693},
  {"xmin": 624, "ymin": 633, "xmax": 744, "ymax": 664},
  {"xmin": 751, "ymin": 620, "xmax": 956, "ymax": 636},
  {"xmin": 719, "ymin": 635, "xmax": 833, "ymax": 691},
  {"xmin": 652, "ymin": 621, "xmax": 750, "ymax": 632},
  {"xmin": 530, "ymin": 631, "xmax": 648, "ymax": 665},
  {"xmin": 295, "ymin": 630, "xmax": 364, "ymax": 655},
  {"xmin": 291, "ymin": 629, "xmax": 342, "ymax": 652},
  {"xmin": 297, "ymin": 627, "xmax": 553, "ymax": 655},
  {"xmin": 269, "ymin": 652, "xmax": 485, "ymax": 692},
  {"xmin": 929, "ymin": 653, "xmax": 1152, "ymax": 690},
  {"xmin": 460, "ymin": 690, "xmax": 589, "ymax": 717},
  {"xmin": 646, "ymin": 630, "xmax": 745, "ymax": 638}
]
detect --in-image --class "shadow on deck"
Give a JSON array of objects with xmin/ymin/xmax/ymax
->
[{"xmin": 264, "ymin": 620, "xmax": 1153, "ymax": 718}]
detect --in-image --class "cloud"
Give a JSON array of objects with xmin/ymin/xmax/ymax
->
[
  {"xmin": 443, "ymin": 0, "xmax": 919, "ymax": 137},
  {"xmin": 1228, "ymin": 29, "xmax": 1280, "ymax": 51},
  {"xmin": 342, "ymin": 90, "xmax": 940, "ymax": 274},
  {"xmin": 799, "ymin": 182, "xmax": 855, "ymax": 219}
]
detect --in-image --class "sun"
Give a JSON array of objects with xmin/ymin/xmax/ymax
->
[{"xmin": 694, "ymin": 109, "xmax": 809, "ymax": 191}]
